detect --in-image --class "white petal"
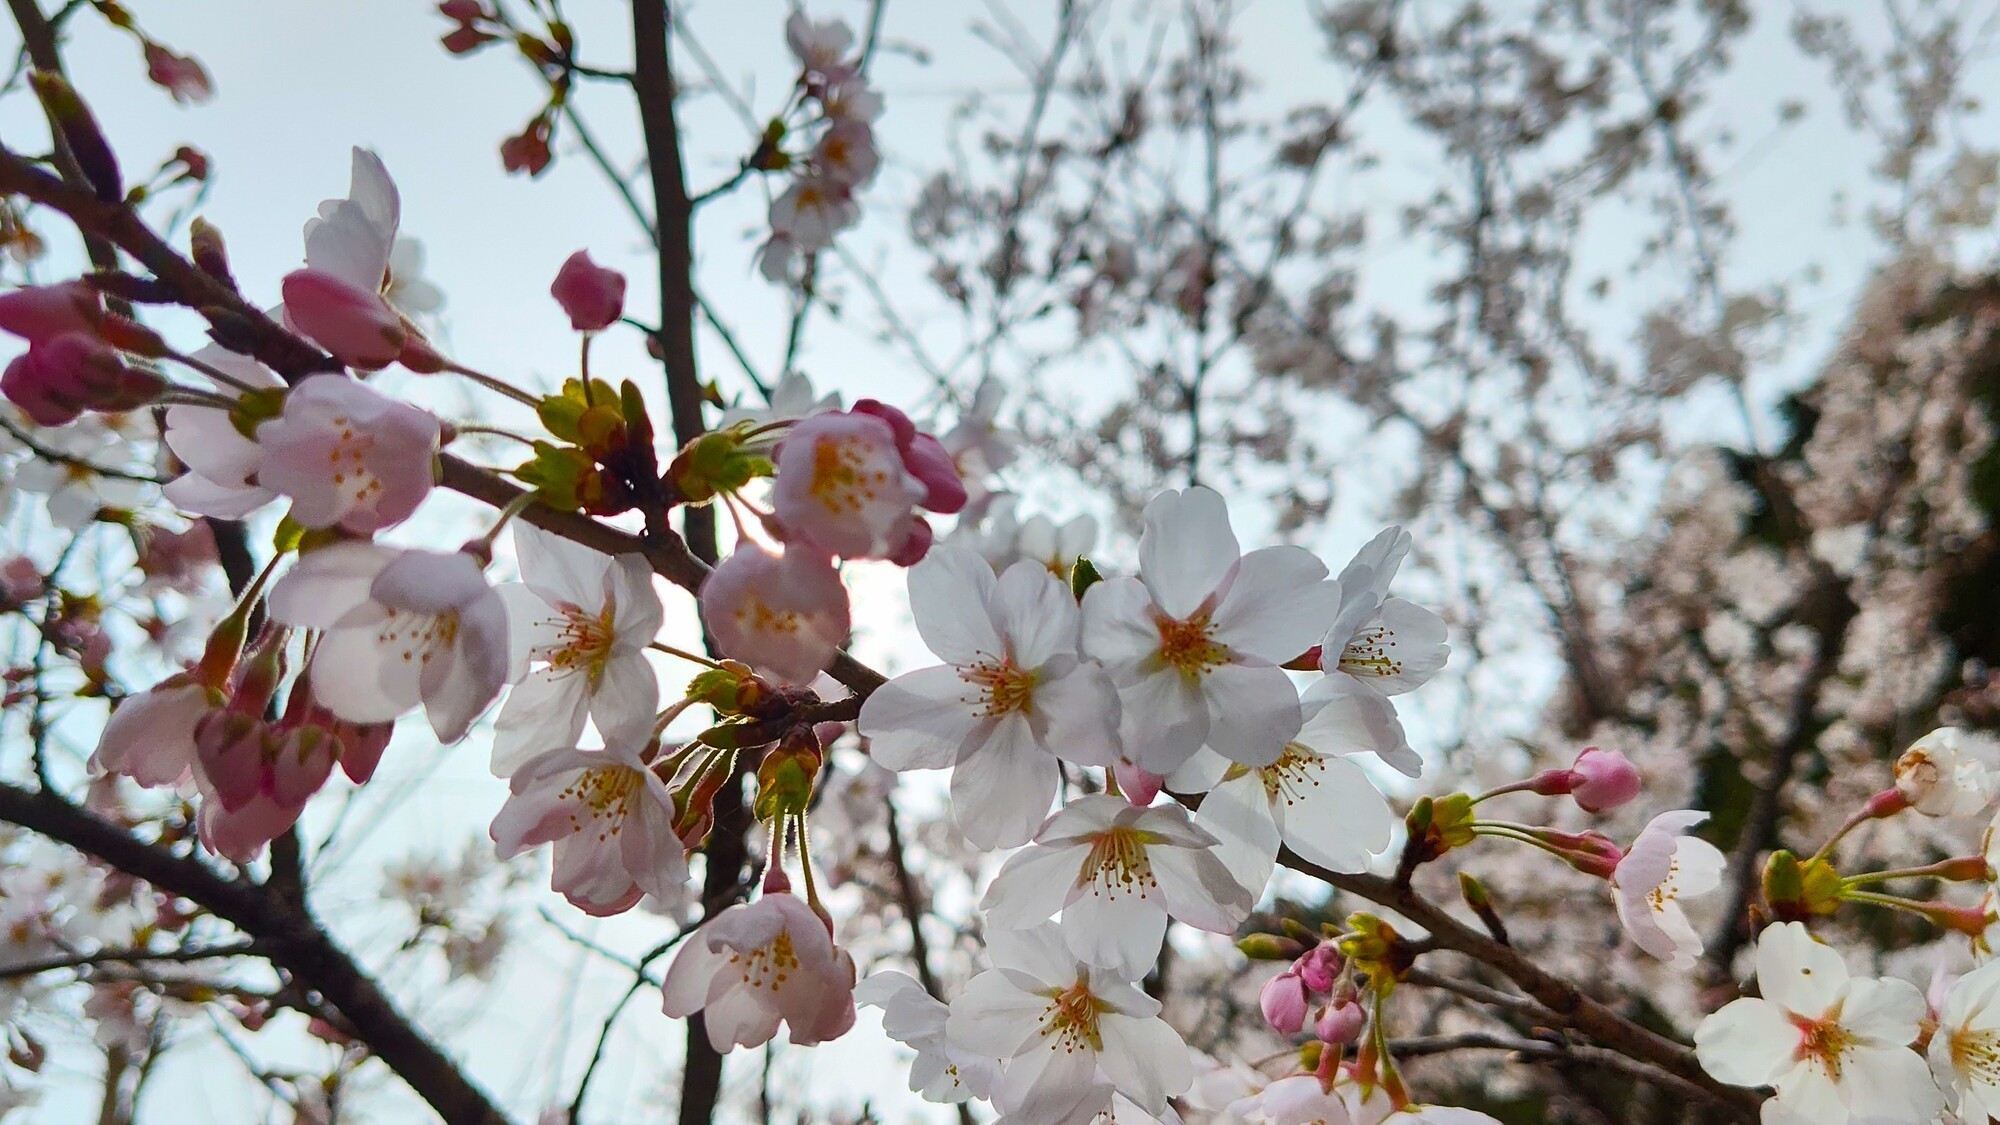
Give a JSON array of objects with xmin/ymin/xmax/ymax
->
[
  {"xmin": 1031, "ymin": 659, "xmax": 1122, "ymax": 768},
  {"xmin": 860, "ymin": 665, "xmax": 982, "ymax": 772},
  {"xmin": 589, "ymin": 650, "xmax": 661, "ymax": 748},
  {"xmin": 309, "ymin": 622, "xmax": 419, "ymax": 722},
  {"xmin": 981, "ymin": 842, "xmax": 1086, "ymax": 929},
  {"xmin": 1694, "ymin": 997, "xmax": 1802, "ymax": 1087},
  {"xmin": 1150, "ymin": 843, "xmax": 1257, "ymax": 933},
  {"xmin": 992, "ymin": 559, "xmax": 1080, "ymax": 668},
  {"xmin": 490, "ymin": 671, "xmax": 590, "ymax": 776},
  {"xmin": 1138, "ymin": 487, "xmax": 1238, "ymax": 618},
  {"xmin": 952, "ymin": 713, "xmax": 1060, "ymax": 849},
  {"xmin": 1097, "ymin": 1014, "xmax": 1191, "ymax": 1115},
  {"xmin": 1061, "ymin": 884, "xmax": 1166, "ymax": 978},
  {"xmin": 1839, "ymin": 976, "xmax": 1926, "ymax": 1045},
  {"xmin": 267, "ymin": 542, "xmax": 397, "ymax": 629},
  {"xmin": 1201, "ymin": 663, "xmax": 1300, "ymax": 768},
  {"xmin": 908, "ymin": 546, "xmax": 1002, "ymax": 664},
  {"xmin": 1193, "ymin": 772, "xmax": 1280, "ymax": 897},
  {"xmin": 946, "ymin": 971, "xmax": 1048, "ymax": 1058},
  {"xmin": 1755, "ymin": 921, "xmax": 1849, "ymax": 1017},
  {"xmin": 1114, "ymin": 668, "xmax": 1210, "ymax": 774},
  {"xmin": 513, "ymin": 520, "xmax": 609, "ymax": 609},
  {"xmin": 1272, "ymin": 752, "xmax": 1394, "ymax": 874},
  {"xmin": 1210, "ymin": 546, "xmax": 1338, "ymax": 661},
  {"xmin": 1342, "ymin": 598, "xmax": 1449, "ymax": 695}
]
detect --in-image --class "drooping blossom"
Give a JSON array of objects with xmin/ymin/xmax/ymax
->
[
  {"xmin": 89, "ymin": 673, "xmax": 220, "ymax": 787},
  {"xmin": 854, "ymin": 971, "xmax": 999, "ymax": 1104},
  {"xmin": 1079, "ymin": 486, "xmax": 1341, "ymax": 774},
  {"xmin": 255, "ymin": 374, "xmax": 439, "ymax": 533},
  {"xmin": 1694, "ymin": 921, "xmax": 1940, "ymax": 1123},
  {"xmin": 162, "ymin": 345, "xmax": 284, "ymax": 519},
  {"xmin": 1895, "ymin": 727, "xmax": 1997, "ymax": 818},
  {"xmin": 980, "ymin": 794, "xmax": 1257, "ymax": 977},
  {"xmin": 1313, "ymin": 527, "xmax": 1449, "ymax": 776},
  {"xmin": 699, "ymin": 541, "xmax": 849, "ymax": 685},
  {"xmin": 946, "ymin": 922, "xmax": 1191, "ymax": 1120},
  {"xmin": 1930, "ymin": 958, "xmax": 2000, "ymax": 1121},
  {"xmin": 858, "ymin": 547, "xmax": 1119, "ymax": 847},
  {"xmin": 660, "ymin": 891, "xmax": 857, "ymax": 1050},
  {"xmin": 491, "ymin": 523, "xmax": 661, "ymax": 776},
  {"xmin": 549, "ymin": 250, "xmax": 626, "ymax": 332},
  {"xmin": 771, "ymin": 401, "xmax": 965, "ymax": 563},
  {"xmin": 1611, "ymin": 809, "xmax": 1727, "ymax": 965},
  {"xmin": 1190, "ymin": 677, "xmax": 1402, "ymax": 893},
  {"xmin": 490, "ymin": 739, "xmax": 687, "ymax": 915},
  {"xmin": 813, "ymin": 119, "xmax": 879, "ymax": 189},
  {"xmin": 268, "ymin": 543, "xmax": 509, "ymax": 743}
]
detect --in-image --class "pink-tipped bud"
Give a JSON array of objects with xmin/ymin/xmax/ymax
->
[
  {"xmin": 282, "ymin": 269, "xmax": 406, "ymax": 369},
  {"xmin": 1535, "ymin": 827, "xmax": 1625, "ymax": 878},
  {"xmin": 1314, "ymin": 999, "xmax": 1366, "ymax": 1046},
  {"xmin": 142, "ymin": 42, "xmax": 212, "ymax": 104},
  {"xmin": 1260, "ymin": 971, "xmax": 1309, "ymax": 1036},
  {"xmin": 501, "ymin": 119, "xmax": 553, "ymax": 177},
  {"xmin": 1566, "ymin": 746, "xmax": 1641, "ymax": 813},
  {"xmin": 441, "ymin": 24, "xmax": 499, "ymax": 53},
  {"xmin": 886, "ymin": 515, "xmax": 935, "ymax": 567},
  {"xmin": 1294, "ymin": 943, "xmax": 1343, "ymax": 994},
  {"xmin": 1114, "ymin": 759, "xmax": 1165, "ymax": 807},
  {"xmin": 0, "ymin": 281, "xmax": 100, "ymax": 344},
  {"xmin": 2, "ymin": 332, "xmax": 162, "ymax": 426},
  {"xmin": 266, "ymin": 726, "xmax": 336, "ymax": 807},
  {"xmin": 193, "ymin": 710, "xmax": 270, "ymax": 813},
  {"xmin": 437, "ymin": 0, "xmax": 487, "ymax": 20},
  {"xmin": 551, "ymin": 250, "xmax": 627, "ymax": 332}
]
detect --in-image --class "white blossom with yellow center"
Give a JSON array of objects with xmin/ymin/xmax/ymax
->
[{"xmin": 491, "ymin": 522, "xmax": 662, "ymax": 777}]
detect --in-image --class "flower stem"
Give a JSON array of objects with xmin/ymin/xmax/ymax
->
[
  {"xmin": 446, "ymin": 362, "xmax": 542, "ymax": 407},
  {"xmin": 648, "ymin": 640, "xmax": 725, "ymax": 670}
]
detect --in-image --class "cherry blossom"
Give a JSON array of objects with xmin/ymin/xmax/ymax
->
[
  {"xmin": 1694, "ymin": 921, "xmax": 1940, "ymax": 1123},
  {"xmin": 302, "ymin": 148, "xmax": 400, "ymax": 300},
  {"xmin": 1894, "ymin": 727, "xmax": 1997, "ymax": 818},
  {"xmin": 854, "ymin": 970, "xmax": 999, "ymax": 1104},
  {"xmin": 281, "ymin": 269, "xmax": 408, "ymax": 369},
  {"xmin": 785, "ymin": 12, "xmax": 856, "ymax": 80},
  {"xmin": 1312, "ymin": 528, "xmax": 1449, "ymax": 776},
  {"xmin": 1930, "ymin": 958, "xmax": 2000, "ymax": 1121},
  {"xmin": 980, "ymin": 794, "xmax": 1257, "ymax": 977},
  {"xmin": 1611, "ymin": 809, "xmax": 1726, "ymax": 965},
  {"xmin": 771, "ymin": 401, "xmax": 965, "ymax": 563},
  {"xmin": 1, "ymin": 332, "xmax": 161, "ymax": 426},
  {"xmin": 489, "ymin": 738, "xmax": 686, "ymax": 915},
  {"xmin": 946, "ymin": 921, "xmax": 1191, "ymax": 1119},
  {"xmin": 717, "ymin": 369, "xmax": 840, "ymax": 435},
  {"xmin": 267, "ymin": 543, "xmax": 508, "ymax": 743},
  {"xmin": 14, "ymin": 420, "xmax": 151, "ymax": 529},
  {"xmin": 659, "ymin": 891, "xmax": 857, "ymax": 1050},
  {"xmin": 699, "ymin": 541, "xmax": 849, "ymax": 685},
  {"xmin": 384, "ymin": 238, "xmax": 444, "ymax": 316},
  {"xmin": 89, "ymin": 673, "xmax": 219, "ymax": 787},
  {"xmin": 491, "ymin": 523, "xmax": 661, "ymax": 776},
  {"xmin": 143, "ymin": 43, "xmax": 213, "ymax": 104},
  {"xmin": 162, "ymin": 345, "xmax": 284, "ymax": 519},
  {"xmin": 1079, "ymin": 486, "xmax": 1340, "ymax": 774},
  {"xmin": 255, "ymin": 374, "xmax": 439, "ymax": 533},
  {"xmin": 1191, "ymin": 677, "xmax": 1402, "ymax": 892},
  {"xmin": 858, "ymin": 547, "xmax": 1119, "ymax": 848}
]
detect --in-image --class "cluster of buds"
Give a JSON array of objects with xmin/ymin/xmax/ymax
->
[
  {"xmin": 1256, "ymin": 937, "xmax": 1366, "ymax": 1049},
  {"xmin": 0, "ymin": 281, "xmax": 168, "ymax": 426}
]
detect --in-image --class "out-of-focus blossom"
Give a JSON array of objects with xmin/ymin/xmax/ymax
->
[
  {"xmin": 854, "ymin": 971, "xmax": 999, "ymax": 1104},
  {"xmin": 143, "ymin": 42, "xmax": 213, "ymax": 103},
  {"xmin": 699, "ymin": 541, "xmax": 849, "ymax": 685}
]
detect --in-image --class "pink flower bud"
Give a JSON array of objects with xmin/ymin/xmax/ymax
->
[
  {"xmin": 501, "ymin": 119, "xmax": 553, "ymax": 177},
  {"xmin": 0, "ymin": 281, "xmax": 100, "ymax": 343},
  {"xmin": 1567, "ymin": 746, "xmax": 1641, "ymax": 813},
  {"xmin": 885, "ymin": 514, "xmax": 934, "ymax": 567},
  {"xmin": 193, "ymin": 710, "xmax": 271, "ymax": 813},
  {"xmin": 1114, "ymin": 759, "xmax": 1165, "ymax": 806},
  {"xmin": 1314, "ymin": 999, "xmax": 1366, "ymax": 1046},
  {"xmin": 336, "ymin": 720, "xmax": 394, "ymax": 784},
  {"xmin": 1294, "ymin": 943, "xmax": 1343, "ymax": 994},
  {"xmin": 437, "ymin": 0, "xmax": 487, "ymax": 20},
  {"xmin": 551, "ymin": 250, "xmax": 627, "ymax": 332},
  {"xmin": 143, "ymin": 42, "xmax": 213, "ymax": 104},
  {"xmin": 2, "ymin": 332, "xmax": 162, "ymax": 426},
  {"xmin": 282, "ymin": 269, "xmax": 407, "ymax": 369},
  {"xmin": 266, "ymin": 726, "xmax": 337, "ymax": 807},
  {"xmin": 441, "ymin": 24, "xmax": 499, "ymax": 54},
  {"xmin": 1260, "ymin": 971, "xmax": 1309, "ymax": 1035}
]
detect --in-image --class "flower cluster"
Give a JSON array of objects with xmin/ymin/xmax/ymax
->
[{"xmin": 756, "ymin": 14, "xmax": 884, "ymax": 282}]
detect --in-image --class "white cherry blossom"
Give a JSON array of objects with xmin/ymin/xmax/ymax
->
[
  {"xmin": 980, "ymin": 794, "xmax": 1257, "ymax": 977},
  {"xmin": 858, "ymin": 547, "xmax": 1119, "ymax": 848},
  {"xmin": 1080, "ymin": 486, "xmax": 1340, "ymax": 774},
  {"xmin": 854, "ymin": 970, "xmax": 999, "ymax": 1104},
  {"xmin": 161, "ymin": 345, "xmax": 283, "ymax": 519},
  {"xmin": 660, "ymin": 892, "xmax": 857, "ymax": 1051},
  {"xmin": 302, "ymin": 148, "xmax": 400, "ymax": 298},
  {"xmin": 1931, "ymin": 958, "xmax": 2000, "ymax": 1122},
  {"xmin": 1313, "ymin": 527, "xmax": 1449, "ymax": 777},
  {"xmin": 491, "ymin": 523, "xmax": 662, "ymax": 776},
  {"xmin": 489, "ymin": 739, "xmax": 686, "ymax": 915},
  {"xmin": 1694, "ymin": 921, "xmax": 1940, "ymax": 1124},
  {"xmin": 1895, "ymin": 727, "xmax": 1997, "ymax": 818},
  {"xmin": 268, "ymin": 543, "xmax": 508, "ymax": 743},
  {"xmin": 1192, "ymin": 677, "xmax": 1402, "ymax": 893},
  {"xmin": 255, "ymin": 374, "xmax": 439, "ymax": 533},
  {"xmin": 946, "ymin": 922, "xmax": 1192, "ymax": 1119},
  {"xmin": 1611, "ymin": 809, "xmax": 1727, "ymax": 965}
]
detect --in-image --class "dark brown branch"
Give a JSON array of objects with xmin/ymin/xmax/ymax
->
[{"xmin": 0, "ymin": 783, "xmax": 511, "ymax": 1124}]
